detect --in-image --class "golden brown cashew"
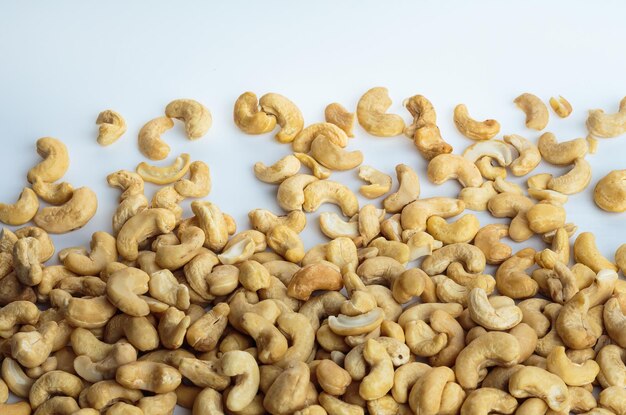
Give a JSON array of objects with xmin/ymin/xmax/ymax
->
[
  {"xmin": 27, "ymin": 137, "xmax": 69, "ymax": 184},
  {"xmin": 0, "ymin": 401, "xmax": 31, "ymax": 415},
  {"xmin": 33, "ymin": 187, "xmax": 97, "ymax": 234},
  {"xmin": 594, "ymin": 169, "xmax": 626, "ymax": 213},
  {"xmin": 509, "ymin": 366, "xmax": 570, "ymax": 412},
  {"xmin": 574, "ymin": 232, "xmax": 618, "ymax": 272},
  {"xmin": 496, "ymin": 247, "xmax": 538, "ymax": 299},
  {"xmin": 383, "ymin": 164, "xmax": 420, "ymax": 213},
  {"xmin": 453, "ymin": 104, "xmax": 500, "ymax": 140},
  {"xmin": 586, "ymin": 96, "xmax": 626, "ymax": 137},
  {"xmin": 400, "ymin": 197, "xmax": 464, "ymax": 231},
  {"xmin": 233, "ymin": 91, "xmax": 277, "ymax": 134},
  {"xmin": 460, "ymin": 388, "xmax": 518, "ymax": 415},
  {"xmin": 303, "ymin": 180, "xmax": 359, "ymax": 217},
  {"xmin": 550, "ymin": 96, "xmax": 573, "ymax": 118},
  {"xmin": 137, "ymin": 153, "xmax": 191, "ymax": 185},
  {"xmin": 220, "ymin": 350, "xmax": 260, "ymax": 411},
  {"xmin": 504, "ymin": 134, "xmax": 541, "ymax": 176},
  {"xmin": 165, "ymin": 99, "xmax": 212, "ymax": 139},
  {"xmin": 0, "ymin": 188, "xmax": 39, "ymax": 226},
  {"xmin": 276, "ymin": 174, "xmax": 319, "ymax": 212},
  {"xmin": 116, "ymin": 361, "xmax": 181, "ymax": 393},
  {"xmin": 309, "ymin": 135, "xmax": 363, "ymax": 171},
  {"xmin": 616, "ymin": 244, "xmax": 626, "ymax": 276},
  {"xmin": 96, "ymin": 110, "xmax": 126, "ymax": 146},
  {"xmin": 426, "ymin": 214, "xmax": 480, "ymax": 245},
  {"xmin": 546, "ymin": 345, "xmax": 600, "ymax": 386},
  {"xmin": 357, "ymin": 87, "xmax": 405, "ymax": 137},
  {"xmin": 81, "ymin": 380, "xmax": 143, "ymax": 410},
  {"xmin": 117, "ymin": 208, "xmax": 176, "ymax": 261},
  {"xmin": 254, "ymin": 154, "xmax": 301, "ymax": 184},
  {"xmin": 514, "ymin": 93, "xmax": 549, "ymax": 130},
  {"xmin": 538, "ymin": 132, "xmax": 588, "ymax": 165},
  {"xmin": 325, "ymin": 102, "xmax": 355, "ymax": 137},
  {"xmin": 292, "ymin": 122, "xmax": 349, "ymax": 153},
  {"xmin": 427, "ymin": 154, "xmax": 483, "ymax": 188},
  {"xmin": 287, "ymin": 263, "xmax": 343, "ymax": 301},
  {"xmin": 259, "ymin": 92, "xmax": 304, "ymax": 143},
  {"xmin": 138, "ymin": 116, "xmax": 175, "ymax": 160}
]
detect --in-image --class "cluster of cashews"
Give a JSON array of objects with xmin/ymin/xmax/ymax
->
[{"xmin": 0, "ymin": 89, "xmax": 625, "ymax": 415}]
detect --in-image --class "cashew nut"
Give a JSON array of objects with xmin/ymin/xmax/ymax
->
[
  {"xmin": 294, "ymin": 152, "xmax": 331, "ymax": 179},
  {"xmin": 233, "ymin": 91, "xmax": 277, "ymax": 134},
  {"xmin": 292, "ymin": 122, "xmax": 348, "ymax": 153},
  {"xmin": 303, "ymin": 180, "xmax": 359, "ymax": 217},
  {"xmin": 137, "ymin": 153, "xmax": 191, "ymax": 185},
  {"xmin": 538, "ymin": 132, "xmax": 588, "ymax": 165},
  {"xmin": 117, "ymin": 208, "xmax": 176, "ymax": 261},
  {"xmin": 309, "ymin": 135, "xmax": 363, "ymax": 171},
  {"xmin": 574, "ymin": 232, "xmax": 618, "ymax": 272},
  {"xmin": 586, "ymin": 96, "xmax": 626, "ymax": 138},
  {"xmin": 514, "ymin": 93, "xmax": 549, "ymax": 130},
  {"xmin": 550, "ymin": 95, "xmax": 573, "ymax": 118},
  {"xmin": 138, "ymin": 116, "xmax": 175, "ymax": 160},
  {"xmin": 357, "ymin": 87, "xmax": 405, "ymax": 137},
  {"xmin": 508, "ymin": 366, "xmax": 570, "ymax": 412},
  {"xmin": 254, "ymin": 154, "xmax": 301, "ymax": 184},
  {"xmin": 504, "ymin": 134, "xmax": 541, "ymax": 176},
  {"xmin": 454, "ymin": 104, "xmax": 500, "ymax": 140},
  {"xmin": 96, "ymin": 110, "xmax": 126, "ymax": 146},
  {"xmin": 33, "ymin": 187, "xmax": 97, "ymax": 234},
  {"xmin": 165, "ymin": 99, "xmax": 212, "ymax": 140},
  {"xmin": 594, "ymin": 169, "xmax": 626, "ymax": 213},
  {"xmin": 325, "ymin": 102, "xmax": 355, "ymax": 137},
  {"xmin": 383, "ymin": 164, "xmax": 420, "ymax": 213},
  {"xmin": 276, "ymin": 174, "xmax": 319, "ymax": 212},
  {"xmin": 259, "ymin": 92, "xmax": 304, "ymax": 143},
  {"xmin": 0, "ymin": 188, "xmax": 39, "ymax": 226}
]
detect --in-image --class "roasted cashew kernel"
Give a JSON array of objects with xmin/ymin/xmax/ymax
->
[
  {"xmin": 137, "ymin": 153, "xmax": 191, "ymax": 185},
  {"xmin": 514, "ymin": 93, "xmax": 549, "ymax": 130},
  {"xmin": 509, "ymin": 366, "xmax": 569, "ymax": 412},
  {"xmin": 303, "ymin": 180, "xmax": 359, "ymax": 217},
  {"xmin": 292, "ymin": 122, "xmax": 348, "ymax": 153},
  {"xmin": 550, "ymin": 96, "xmax": 573, "ymax": 118},
  {"xmin": 233, "ymin": 91, "xmax": 277, "ymax": 134},
  {"xmin": 310, "ymin": 135, "xmax": 363, "ymax": 171},
  {"xmin": 259, "ymin": 92, "xmax": 304, "ymax": 143},
  {"xmin": 27, "ymin": 137, "xmax": 69, "ymax": 184},
  {"xmin": 96, "ymin": 110, "xmax": 126, "ymax": 146},
  {"xmin": 454, "ymin": 104, "xmax": 500, "ymax": 140},
  {"xmin": 325, "ymin": 102, "xmax": 355, "ymax": 137},
  {"xmin": 586, "ymin": 96, "xmax": 626, "ymax": 138},
  {"xmin": 504, "ymin": 134, "xmax": 541, "ymax": 176},
  {"xmin": 294, "ymin": 152, "xmax": 331, "ymax": 179},
  {"xmin": 357, "ymin": 87, "xmax": 405, "ymax": 137},
  {"xmin": 165, "ymin": 98, "xmax": 212, "ymax": 140},
  {"xmin": 538, "ymin": 132, "xmax": 588, "ymax": 165},
  {"xmin": 383, "ymin": 164, "xmax": 420, "ymax": 213},
  {"xmin": 0, "ymin": 188, "xmax": 39, "ymax": 226},
  {"xmin": 276, "ymin": 174, "xmax": 318, "ymax": 212},
  {"xmin": 138, "ymin": 116, "xmax": 175, "ymax": 160},
  {"xmin": 426, "ymin": 214, "xmax": 480, "ymax": 245},
  {"xmin": 594, "ymin": 169, "xmax": 626, "ymax": 213},
  {"xmin": 254, "ymin": 154, "xmax": 301, "ymax": 184},
  {"xmin": 574, "ymin": 232, "xmax": 618, "ymax": 272},
  {"xmin": 34, "ymin": 187, "xmax": 97, "ymax": 234}
]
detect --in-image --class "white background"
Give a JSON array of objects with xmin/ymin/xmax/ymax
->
[{"xmin": 1, "ymin": 0, "xmax": 625, "ymax": 412}]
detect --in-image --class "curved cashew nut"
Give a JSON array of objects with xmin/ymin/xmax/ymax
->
[
  {"xmin": 538, "ymin": 132, "xmax": 588, "ymax": 165},
  {"xmin": 463, "ymin": 140, "xmax": 513, "ymax": 166},
  {"xmin": 254, "ymin": 154, "xmax": 301, "ymax": 184},
  {"xmin": 156, "ymin": 225, "xmax": 205, "ymax": 270},
  {"xmin": 359, "ymin": 339, "xmax": 394, "ymax": 400},
  {"xmin": 328, "ymin": 307, "xmax": 384, "ymax": 336},
  {"xmin": 468, "ymin": 288, "xmax": 522, "ymax": 330},
  {"xmin": 174, "ymin": 160, "xmax": 211, "ymax": 198},
  {"xmin": 586, "ymin": 96, "xmax": 626, "ymax": 138},
  {"xmin": 28, "ymin": 370, "xmax": 83, "ymax": 409},
  {"xmin": 303, "ymin": 180, "xmax": 359, "ymax": 217},
  {"xmin": 27, "ymin": 137, "xmax": 69, "ymax": 184},
  {"xmin": 13, "ymin": 237, "xmax": 42, "ymax": 286},
  {"xmin": 165, "ymin": 99, "xmax": 211, "ymax": 140},
  {"xmin": 220, "ymin": 350, "xmax": 260, "ymax": 411},
  {"xmin": 504, "ymin": 134, "xmax": 541, "ymax": 176},
  {"xmin": 474, "ymin": 224, "xmax": 511, "ymax": 265},
  {"xmin": 186, "ymin": 302, "xmax": 229, "ymax": 351},
  {"xmin": 617, "ymin": 244, "xmax": 626, "ymax": 276},
  {"xmin": 405, "ymin": 319, "xmax": 448, "ymax": 356},
  {"xmin": 96, "ymin": 110, "xmax": 126, "ymax": 146},
  {"xmin": 240, "ymin": 312, "xmax": 287, "ymax": 364},
  {"xmin": 409, "ymin": 367, "xmax": 465, "ymax": 415},
  {"xmin": 487, "ymin": 192, "xmax": 534, "ymax": 242},
  {"xmin": 427, "ymin": 154, "xmax": 483, "ymax": 188},
  {"xmin": 403, "ymin": 94, "xmax": 437, "ymax": 137},
  {"xmin": 574, "ymin": 232, "xmax": 618, "ymax": 272},
  {"xmin": 107, "ymin": 170, "xmax": 145, "ymax": 200},
  {"xmin": 426, "ymin": 214, "xmax": 480, "ymax": 245},
  {"xmin": 233, "ymin": 91, "xmax": 277, "ymax": 134},
  {"xmin": 550, "ymin": 96, "xmax": 573, "ymax": 118},
  {"xmin": 267, "ymin": 224, "xmax": 304, "ymax": 263},
  {"xmin": 138, "ymin": 116, "xmax": 175, "ymax": 160},
  {"xmin": 476, "ymin": 156, "xmax": 507, "ymax": 180},
  {"xmin": 421, "ymin": 243, "xmax": 486, "ymax": 275},
  {"xmin": 149, "ymin": 269, "xmax": 190, "ymax": 309},
  {"xmin": 248, "ymin": 208, "xmax": 306, "ymax": 234},
  {"xmin": 116, "ymin": 361, "xmax": 181, "ymax": 393},
  {"xmin": 294, "ymin": 152, "xmax": 331, "ymax": 179},
  {"xmin": 137, "ymin": 153, "xmax": 191, "ymax": 185},
  {"xmin": 357, "ymin": 87, "xmax": 405, "ymax": 137},
  {"xmin": 287, "ymin": 262, "xmax": 343, "ymax": 301},
  {"xmin": 0, "ymin": 301, "xmax": 40, "ymax": 334},
  {"xmin": 117, "ymin": 208, "xmax": 176, "ymax": 261},
  {"xmin": 263, "ymin": 361, "xmax": 310, "ymax": 414},
  {"xmin": 459, "ymin": 181, "xmax": 498, "ymax": 211},
  {"xmin": 509, "ymin": 366, "xmax": 569, "ymax": 412},
  {"xmin": 454, "ymin": 104, "xmax": 500, "ymax": 140},
  {"xmin": 309, "ymin": 135, "xmax": 363, "ymax": 171},
  {"xmin": 292, "ymin": 122, "xmax": 349, "ymax": 153},
  {"xmin": 106, "ymin": 266, "xmax": 150, "ymax": 316},
  {"xmin": 383, "ymin": 164, "xmax": 420, "ymax": 213},
  {"xmin": 0, "ymin": 188, "xmax": 39, "ymax": 226},
  {"xmin": 461, "ymin": 388, "xmax": 518, "ymax": 415},
  {"xmin": 259, "ymin": 92, "xmax": 304, "ymax": 143},
  {"xmin": 401, "ymin": 197, "xmax": 465, "ymax": 233},
  {"xmin": 31, "ymin": 179, "xmax": 73, "ymax": 206},
  {"xmin": 50, "ymin": 289, "xmax": 116, "ymax": 328},
  {"xmin": 325, "ymin": 102, "xmax": 355, "ymax": 137},
  {"xmin": 546, "ymin": 345, "xmax": 600, "ymax": 386},
  {"xmin": 547, "ymin": 157, "xmax": 592, "ymax": 195},
  {"xmin": 276, "ymin": 174, "xmax": 318, "ymax": 212},
  {"xmin": 599, "ymin": 386, "xmax": 626, "ymax": 415},
  {"xmin": 514, "ymin": 93, "xmax": 549, "ymax": 130},
  {"xmin": 594, "ymin": 169, "xmax": 626, "ymax": 213},
  {"xmin": 63, "ymin": 231, "xmax": 116, "ymax": 275},
  {"xmin": 33, "ymin": 187, "xmax": 97, "ymax": 234},
  {"xmin": 191, "ymin": 201, "xmax": 229, "ymax": 252},
  {"xmin": 496, "ymin": 247, "xmax": 538, "ymax": 299},
  {"xmin": 526, "ymin": 202, "xmax": 566, "ymax": 234}
]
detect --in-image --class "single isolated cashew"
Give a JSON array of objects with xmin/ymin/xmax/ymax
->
[
  {"xmin": 508, "ymin": 366, "xmax": 570, "ymax": 412},
  {"xmin": 426, "ymin": 214, "xmax": 480, "ymax": 245},
  {"xmin": 453, "ymin": 104, "xmax": 500, "ymax": 140},
  {"xmin": 294, "ymin": 152, "xmax": 331, "ymax": 179},
  {"xmin": 550, "ymin": 96, "xmax": 573, "ymax": 118},
  {"xmin": 174, "ymin": 160, "xmax": 211, "ymax": 198},
  {"xmin": 427, "ymin": 154, "xmax": 483, "ymax": 188},
  {"xmin": 586, "ymin": 96, "xmax": 626, "ymax": 138},
  {"xmin": 594, "ymin": 169, "xmax": 626, "ymax": 213},
  {"xmin": 309, "ymin": 135, "xmax": 363, "ymax": 171},
  {"xmin": 33, "ymin": 187, "xmax": 97, "ymax": 234},
  {"xmin": 138, "ymin": 116, "xmax": 175, "ymax": 160},
  {"xmin": 27, "ymin": 137, "xmax": 69, "ymax": 184},
  {"xmin": 574, "ymin": 232, "xmax": 618, "ymax": 272},
  {"xmin": 254, "ymin": 154, "xmax": 301, "ymax": 184},
  {"xmin": 233, "ymin": 91, "xmax": 277, "ymax": 134},
  {"xmin": 400, "ymin": 197, "xmax": 465, "ymax": 232},
  {"xmin": 137, "ymin": 153, "xmax": 191, "ymax": 185},
  {"xmin": 0, "ymin": 188, "xmax": 39, "ymax": 226},
  {"xmin": 325, "ymin": 102, "xmax": 355, "ymax": 137},
  {"xmin": 117, "ymin": 208, "xmax": 176, "ymax": 261},
  {"xmin": 276, "ymin": 174, "xmax": 319, "ymax": 212},
  {"xmin": 303, "ymin": 180, "xmax": 359, "ymax": 217},
  {"xmin": 259, "ymin": 92, "xmax": 304, "ymax": 143},
  {"xmin": 504, "ymin": 134, "xmax": 541, "ymax": 176},
  {"xmin": 538, "ymin": 132, "xmax": 588, "ymax": 165},
  {"xmin": 357, "ymin": 87, "xmax": 405, "ymax": 137},
  {"xmin": 292, "ymin": 122, "xmax": 348, "ymax": 153},
  {"xmin": 96, "ymin": 110, "xmax": 126, "ymax": 146},
  {"xmin": 514, "ymin": 93, "xmax": 549, "ymax": 130},
  {"xmin": 468, "ymin": 288, "xmax": 522, "ymax": 330},
  {"xmin": 547, "ymin": 158, "xmax": 592, "ymax": 194},
  {"xmin": 165, "ymin": 98, "xmax": 212, "ymax": 139},
  {"xmin": 383, "ymin": 164, "xmax": 420, "ymax": 213},
  {"xmin": 358, "ymin": 165, "xmax": 392, "ymax": 199}
]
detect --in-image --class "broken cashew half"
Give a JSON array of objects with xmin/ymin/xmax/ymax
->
[
  {"xmin": 514, "ymin": 93, "xmax": 549, "ymax": 130},
  {"xmin": 137, "ymin": 153, "xmax": 191, "ymax": 185},
  {"xmin": 165, "ymin": 99, "xmax": 212, "ymax": 140}
]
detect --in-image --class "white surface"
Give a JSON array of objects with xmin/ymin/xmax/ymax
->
[{"xmin": 0, "ymin": 0, "xmax": 625, "ymax": 412}]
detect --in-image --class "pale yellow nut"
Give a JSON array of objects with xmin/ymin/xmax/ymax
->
[
  {"xmin": 503, "ymin": 134, "xmax": 541, "ymax": 177},
  {"xmin": 463, "ymin": 140, "xmax": 513, "ymax": 166},
  {"xmin": 526, "ymin": 203, "xmax": 566, "ymax": 234},
  {"xmin": 468, "ymin": 288, "xmax": 522, "ymax": 330},
  {"xmin": 427, "ymin": 154, "xmax": 483, "ymax": 188},
  {"xmin": 138, "ymin": 116, "xmax": 174, "ymax": 160},
  {"xmin": 116, "ymin": 361, "xmax": 181, "ymax": 393},
  {"xmin": 309, "ymin": 135, "xmax": 363, "ymax": 171},
  {"xmin": 116, "ymin": 208, "xmax": 177, "ymax": 261},
  {"xmin": 538, "ymin": 132, "xmax": 588, "ymax": 165},
  {"xmin": 403, "ymin": 94, "xmax": 438, "ymax": 138},
  {"xmin": 292, "ymin": 122, "xmax": 349, "ymax": 153},
  {"xmin": 136, "ymin": 153, "xmax": 191, "ymax": 185},
  {"xmin": 233, "ymin": 91, "xmax": 277, "ymax": 134},
  {"xmin": 586, "ymin": 96, "xmax": 626, "ymax": 138},
  {"xmin": 426, "ymin": 214, "xmax": 480, "ymax": 245},
  {"xmin": 400, "ymin": 197, "xmax": 465, "ymax": 231},
  {"xmin": 294, "ymin": 152, "xmax": 331, "ymax": 179},
  {"xmin": 221, "ymin": 350, "xmax": 260, "ymax": 411},
  {"xmin": 359, "ymin": 339, "xmax": 394, "ymax": 400},
  {"xmin": 358, "ymin": 165, "xmax": 392, "ymax": 199},
  {"xmin": 594, "ymin": 169, "xmax": 626, "ymax": 212},
  {"xmin": 383, "ymin": 164, "xmax": 420, "ymax": 213},
  {"xmin": 414, "ymin": 123, "xmax": 453, "ymax": 160},
  {"xmin": 319, "ymin": 212, "xmax": 358, "ymax": 239},
  {"xmin": 574, "ymin": 232, "xmax": 617, "ymax": 272},
  {"xmin": 459, "ymin": 181, "xmax": 498, "ymax": 211},
  {"xmin": 514, "ymin": 93, "xmax": 549, "ymax": 130},
  {"xmin": 96, "ymin": 109, "xmax": 126, "ymax": 146},
  {"xmin": 33, "ymin": 187, "xmax": 97, "ymax": 234},
  {"xmin": 357, "ymin": 87, "xmax": 405, "ymax": 137},
  {"xmin": 325, "ymin": 102, "xmax": 355, "ymax": 137},
  {"xmin": 0, "ymin": 188, "xmax": 39, "ymax": 226},
  {"xmin": 476, "ymin": 156, "xmax": 507, "ymax": 180},
  {"xmin": 302, "ymin": 180, "xmax": 359, "ymax": 217},
  {"xmin": 550, "ymin": 95, "xmax": 573, "ymax": 118},
  {"xmin": 328, "ymin": 307, "xmax": 384, "ymax": 336},
  {"xmin": 587, "ymin": 135, "xmax": 599, "ymax": 154},
  {"xmin": 165, "ymin": 99, "xmax": 211, "ymax": 140},
  {"xmin": 32, "ymin": 179, "xmax": 74, "ymax": 205},
  {"xmin": 453, "ymin": 104, "xmax": 500, "ymax": 140},
  {"xmin": 267, "ymin": 225, "xmax": 305, "ymax": 263},
  {"xmin": 254, "ymin": 154, "xmax": 301, "ymax": 184},
  {"xmin": 28, "ymin": 370, "xmax": 83, "ymax": 409},
  {"xmin": 173, "ymin": 160, "xmax": 211, "ymax": 198},
  {"xmin": 27, "ymin": 137, "xmax": 70, "ymax": 184},
  {"xmin": 276, "ymin": 174, "xmax": 318, "ymax": 212},
  {"xmin": 546, "ymin": 346, "xmax": 600, "ymax": 386},
  {"xmin": 508, "ymin": 366, "xmax": 569, "ymax": 412},
  {"xmin": 259, "ymin": 92, "xmax": 304, "ymax": 143}
]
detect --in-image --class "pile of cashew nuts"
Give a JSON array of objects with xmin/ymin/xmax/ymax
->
[{"xmin": 0, "ymin": 92, "xmax": 625, "ymax": 415}]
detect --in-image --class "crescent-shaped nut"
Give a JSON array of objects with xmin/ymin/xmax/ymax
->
[
  {"xmin": 474, "ymin": 224, "xmax": 511, "ymax": 265},
  {"xmin": 468, "ymin": 288, "xmax": 522, "ymax": 330},
  {"xmin": 594, "ymin": 169, "xmax": 626, "ymax": 212},
  {"xmin": 426, "ymin": 214, "xmax": 480, "ymax": 245},
  {"xmin": 117, "ymin": 208, "xmax": 177, "ymax": 261},
  {"xmin": 137, "ymin": 153, "xmax": 191, "ymax": 185},
  {"xmin": 165, "ymin": 99, "xmax": 212, "ymax": 140},
  {"xmin": 138, "ymin": 116, "xmax": 174, "ymax": 160},
  {"xmin": 27, "ymin": 137, "xmax": 70, "ymax": 184},
  {"xmin": 514, "ymin": 93, "xmax": 549, "ymax": 130},
  {"xmin": 383, "ymin": 164, "xmax": 421, "ymax": 213},
  {"xmin": 0, "ymin": 188, "xmax": 39, "ymax": 226},
  {"xmin": 400, "ymin": 197, "xmax": 465, "ymax": 231},
  {"xmin": 233, "ymin": 92, "xmax": 277, "ymax": 134},
  {"xmin": 292, "ymin": 122, "xmax": 349, "ymax": 153},
  {"xmin": 33, "ymin": 187, "xmax": 97, "ymax": 234},
  {"xmin": 276, "ymin": 174, "xmax": 319, "ymax": 212},
  {"xmin": 403, "ymin": 94, "xmax": 438, "ymax": 138},
  {"xmin": 573, "ymin": 232, "xmax": 618, "ymax": 273},
  {"xmin": 550, "ymin": 96, "xmax": 573, "ymax": 118},
  {"xmin": 303, "ymin": 180, "xmax": 359, "ymax": 217},
  {"xmin": 463, "ymin": 140, "xmax": 513, "ymax": 166},
  {"xmin": 503, "ymin": 134, "xmax": 541, "ymax": 176},
  {"xmin": 328, "ymin": 307, "xmax": 384, "ymax": 336},
  {"xmin": 254, "ymin": 155, "xmax": 301, "ymax": 184},
  {"xmin": 287, "ymin": 262, "xmax": 343, "ymax": 301},
  {"xmin": 174, "ymin": 161, "xmax": 211, "ymax": 198},
  {"xmin": 508, "ymin": 366, "xmax": 569, "ymax": 412},
  {"xmin": 259, "ymin": 93, "xmax": 304, "ymax": 143},
  {"xmin": 293, "ymin": 152, "xmax": 331, "ymax": 179},
  {"xmin": 586, "ymin": 96, "xmax": 626, "ymax": 138},
  {"xmin": 309, "ymin": 135, "xmax": 363, "ymax": 171},
  {"xmin": 319, "ymin": 212, "xmax": 359, "ymax": 239},
  {"xmin": 427, "ymin": 154, "xmax": 483, "ymax": 188},
  {"xmin": 32, "ymin": 179, "xmax": 74, "ymax": 205},
  {"xmin": 538, "ymin": 132, "xmax": 588, "ymax": 165},
  {"xmin": 96, "ymin": 110, "xmax": 127, "ymax": 146},
  {"xmin": 453, "ymin": 104, "xmax": 500, "ymax": 140},
  {"xmin": 106, "ymin": 267, "xmax": 150, "ymax": 316},
  {"xmin": 325, "ymin": 102, "xmax": 355, "ymax": 137},
  {"xmin": 357, "ymin": 87, "xmax": 405, "ymax": 137},
  {"xmin": 547, "ymin": 158, "xmax": 592, "ymax": 195}
]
